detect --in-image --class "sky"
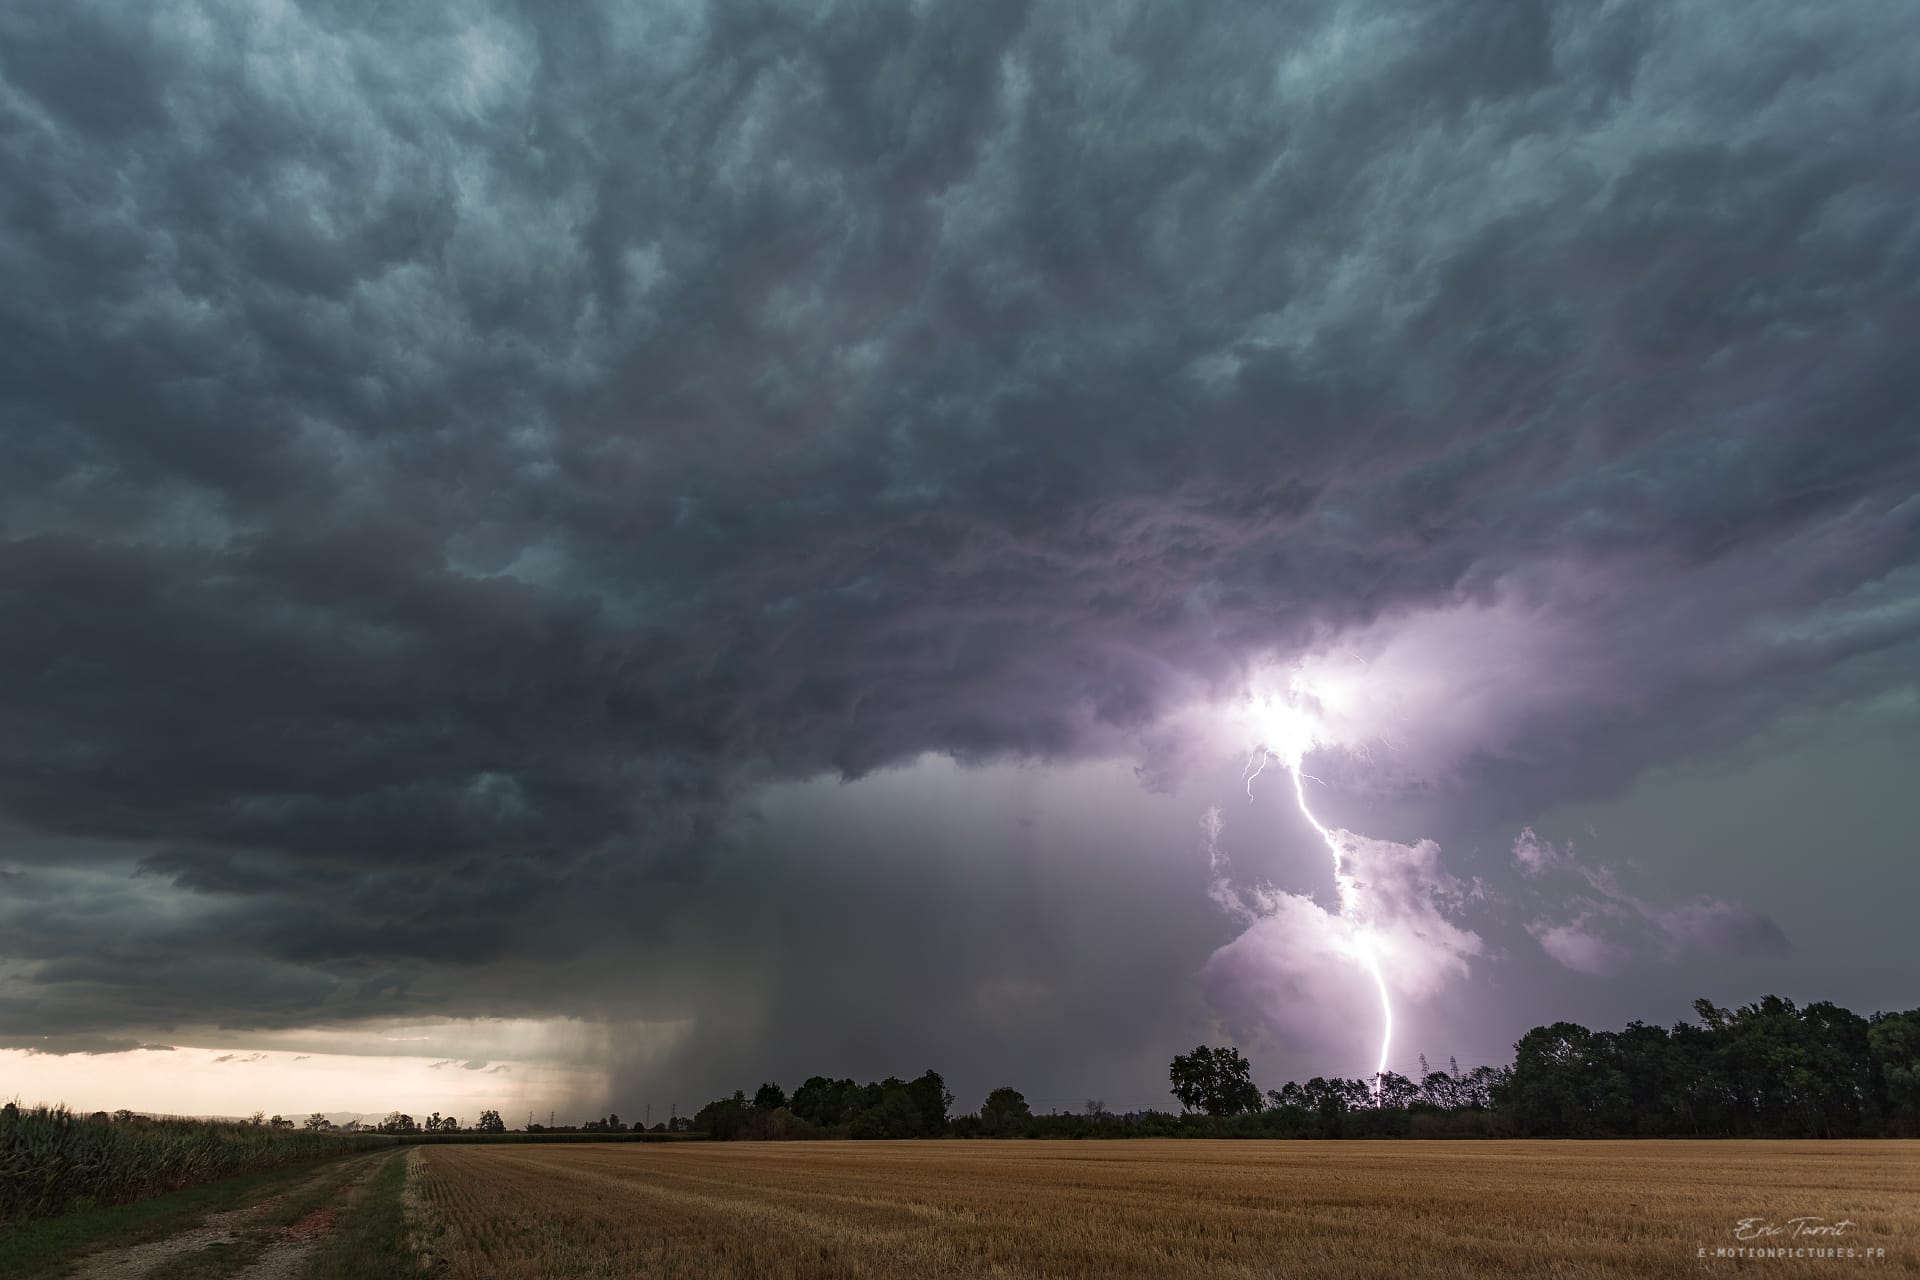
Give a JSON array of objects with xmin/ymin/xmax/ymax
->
[{"xmin": 2, "ymin": 0, "xmax": 1917, "ymax": 1123}]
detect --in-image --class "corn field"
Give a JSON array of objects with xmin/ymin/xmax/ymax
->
[{"xmin": 0, "ymin": 1101, "xmax": 393, "ymax": 1224}]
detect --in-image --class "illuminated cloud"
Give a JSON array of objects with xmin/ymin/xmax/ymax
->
[
  {"xmin": 1201, "ymin": 806, "xmax": 1483, "ymax": 1074},
  {"xmin": 1513, "ymin": 829, "xmax": 1791, "ymax": 976}
]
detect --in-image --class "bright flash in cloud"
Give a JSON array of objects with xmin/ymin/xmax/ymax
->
[
  {"xmin": 1193, "ymin": 639, "xmax": 1488, "ymax": 1092},
  {"xmin": 1240, "ymin": 670, "xmax": 1395, "ymax": 1092}
]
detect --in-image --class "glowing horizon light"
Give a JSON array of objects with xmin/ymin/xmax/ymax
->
[{"xmin": 1242, "ymin": 674, "xmax": 1394, "ymax": 1096}]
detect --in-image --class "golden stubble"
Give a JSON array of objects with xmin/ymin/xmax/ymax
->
[{"xmin": 413, "ymin": 1139, "xmax": 1920, "ymax": 1279}]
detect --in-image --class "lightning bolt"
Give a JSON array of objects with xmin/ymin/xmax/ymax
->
[
  {"xmin": 1243, "ymin": 678, "xmax": 1394, "ymax": 1100},
  {"xmin": 1280, "ymin": 755, "xmax": 1392, "ymax": 1095}
]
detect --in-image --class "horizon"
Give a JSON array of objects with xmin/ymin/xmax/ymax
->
[{"xmin": 10, "ymin": 986, "xmax": 1908, "ymax": 1126}]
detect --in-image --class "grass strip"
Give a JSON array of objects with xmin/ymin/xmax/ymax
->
[
  {"xmin": 0, "ymin": 1153, "xmax": 366, "ymax": 1280},
  {"xmin": 141, "ymin": 1154, "xmax": 382, "ymax": 1280},
  {"xmin": 299, "ymin": 1151, "xmax": 422, "ymax": 1280}
]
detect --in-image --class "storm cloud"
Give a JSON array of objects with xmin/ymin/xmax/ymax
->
[
  {"xmin": 3, "ymin": 0, "xmax": 1917, "ymax": 1104},
  {"xmin": 1513, "ymin": 827, "xmax": 1791, "ymax": 977}
]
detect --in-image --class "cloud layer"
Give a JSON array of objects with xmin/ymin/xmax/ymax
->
[
  {"xmin": 2, "ymin": 0, "xmax": 1917, "ymax": 1096},
  {"xmin": 1513, "ymin": 827, "xmax": 1790, "ymax": 977}
]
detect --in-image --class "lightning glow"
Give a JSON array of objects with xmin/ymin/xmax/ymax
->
[{"xmin": 1242, "ymin": 671, "xmax": 1394, "ymax": 1096}]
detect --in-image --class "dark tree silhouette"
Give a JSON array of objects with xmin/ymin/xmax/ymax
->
[
  {"xmin": 980, "ymin": 1087, "xmax": 1032, "ymax": 1135},
  {"xmin": 1169, "ymin": 1046, "xmax": 1262, "ymax": 1116}
]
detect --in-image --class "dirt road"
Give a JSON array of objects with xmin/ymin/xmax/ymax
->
[{"xmin": 66, "ymin": 1151, "xmax": 393, "ymax": 1280}]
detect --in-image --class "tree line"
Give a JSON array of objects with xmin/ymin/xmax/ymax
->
[
  {"xmin": 687, "ymin": 995, "xmax": 1920, "ymax": 1140},
  {"xmin": 694, "ymin": 1073, "xmax": 955, "ymax": 1140},
  {"xmin": 364, "ymin": 1109, "xmax": 509, "ymax": 1135}
]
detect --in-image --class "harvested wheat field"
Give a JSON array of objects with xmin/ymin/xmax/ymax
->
[{"xmin": 411, "ymin": 1139, "xmax": 1918, "ymax": 1278}]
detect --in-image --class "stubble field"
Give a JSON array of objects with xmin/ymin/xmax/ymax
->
[{"xmin": 410, "ymin": 1139, "xmax": 1918, "ymax": 1279}]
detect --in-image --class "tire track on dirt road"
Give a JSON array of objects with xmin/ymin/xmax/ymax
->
[{"xmin": 66, "ymin": 1151, "xmax": 394, "ymax": 1280}]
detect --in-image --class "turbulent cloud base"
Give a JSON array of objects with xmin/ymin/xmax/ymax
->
[{"xmin": 2, "ymin": 0, "xmax": 1917, "ymax": 1107}]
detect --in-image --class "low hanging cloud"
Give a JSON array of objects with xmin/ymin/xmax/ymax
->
[
  {"xmin": 1513, "ymin": 828, "xmax": 1791, "ymax": 977},
  {"xmin": 22, "ymin": 1038, "xmax": 177, "ymax": 1057}
]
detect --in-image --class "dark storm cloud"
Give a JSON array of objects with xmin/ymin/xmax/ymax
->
[
  {"xmin": 3, "ymin": 0, "xmax": 1917, "ymax": 1057},
  {"xmin": 21, "ymin": 1038, "xmax": 175, "ymax": 1057}
]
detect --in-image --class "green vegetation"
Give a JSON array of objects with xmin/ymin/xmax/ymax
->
[
  {"xmin": 695, "ymin": 1070, "xmax": 955, "ymax": 1140},
  {"xmin": 1167, "ymin": 1045, "xmax": 1262, "ymax": 1116},
  {"xmin": 1497, "ymin": 996, "xmax": 1920, "ymax": 1137},
  {"xmin": 0, "ymin": 1103, "xmax": 391, "ymax": 1226},
  {"xmin": 138, "ymin": 1153, "xmax": 382, "ymax": 1280},
  {"xmin": 690, "ymin": 994, "xmax": 1920, "ymax": 1141},
  {"xmin": 0, "ymin": 1152, "xmax": 366, "ymax": 1280},
  {"xmin": 301, "ymin": 1151, "xmax": 422, "ymax": 1280}
]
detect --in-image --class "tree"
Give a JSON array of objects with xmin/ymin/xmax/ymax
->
[
  {"xmin": 791, "ymin": 1076, "xmax": 860, "ymax": 1127},
  {"xmin": 1169, "ymin": 1046, "xmax": 1262, "ymax": 1116},
  {"xmin": 440, "ymin": 1116, "xmax": 461, "ymax": 1134},
  {"xmin": 1334, "ymin": 1078, "xmax": 1375, "ymax": 1111},
  {"xmin": 426, "ymin": 1112, "xmax": 443, "ymax": 1132},
  {"xmin": 1373, "ymin": 1072, "xmax": 1419, "ymax": 1109},
  {"xmin": 1418, "ymin": 1070, "xmax": 1460, "ymax": 1110},
  {"xmin": 753, "ymin": 1082, "xmax": 787, "ymax": 1112},
  {"xmin": 1299, "ymin": 1076, "xmax": 1351, "ymax": 1123},
  {"xmin": 305, "ymin": 1113, "xmax": 330, "ymax": 1131},
  {"xmin": 1795, "ymin": 1002, "xmax": 1872, "ymax": 1138},
  {"xmin": 1459, "ymin": 1065, "xmax": 1507, "ymax": 1110},
  {"xmin": 980, "ymin": 1087, "xmax": 1032, "ymax": 1135},
  {"xmin": 1503, "ymin": 1023, "xmax": 1628, "ymax": 1135},
  {"xmin": 269, "ymin": 1115, "xmax": 294, "ymax": 1130},
  {"xmin": 476, "ymin": 1109, "xmax": 506, "ymax": 1134},
  {"xmin": 850, "ymin": 1087, "xmax": 924, "ymax": 1139},
  {"xmin": 378, "ymin": 1112, "xmax": 420, "ymax": 1135},
  {"xmin": 695, "ymin": 1091, "xmax": 751, "ymax": 1140},
  {"xmin": 905, "ymin": 1070, "xmax": 954, "ymax": 1135}
]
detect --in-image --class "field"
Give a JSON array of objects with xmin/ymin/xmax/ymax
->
[
  {"xmin": 412, "ymin": 1139, "xmax": 1919, "ymax": 1279},
  {"xmin": 0, "ymin": 1104, "xmax": 391, "ymax": 1226}
]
